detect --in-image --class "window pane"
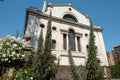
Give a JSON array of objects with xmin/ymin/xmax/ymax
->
[
  {"xmin": 52, "ymin": 40, "xmax": 56, "ymax": 50},
  {"xmin": 63, "ymin": 14, "xmax": 77, "ymax": 22},
  {"xmin": 63, "ymin": 34, "xmax": 67, "ymax": 50},
  {"xmin": 77, "ymin": 37, "xmax": 81, "ymax": 51},
  {"xmin": 69, "ymin": 29, "xmax": 76, "ymax": 51}
]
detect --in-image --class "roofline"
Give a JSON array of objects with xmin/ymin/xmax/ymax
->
[
  {"xmin": 114, "ymin": 45, "xmax": 120, "ymax": 48},
  {"xmin": 47, "ymin": 3, "xmax": 89, "ymax": 18},
  {"xmin": 23, "ymin": 8, "xmax": 103, "ymax": 36}
]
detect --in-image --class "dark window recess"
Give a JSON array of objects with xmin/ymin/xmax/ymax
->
[
  {"xmin": 40, "ymin": 24, "xmax": 45, "ymax": 28},
  {"xmin": 97, "ymin": 59, "xmax": 101, "ymax": 64},
  {"xmin": 86, "ymin": 45, "xmax": 89, "ymax": 48},
  {"xmin": 86, "ymin": 45, "xmax": 97, "ymax": 49},
  {"xmin": 51, "ymin": 40, "xmax": 56, "ymax": 50},
  {"xmin": 63, "ymin": 34, "xmax": 67, "ymax": 50},
  {"xmin": 85, "ymin": 33, "xmax": 88, "ymax": 37},
  {"xmin": 86, "ymin": 45, "xmax": 97, "ymax": 53},
  {"xmin": 68, "ymin": 29, "xmax": 76, "ymax": 51},
  {"xmin": 95, "ymin": 46, "xmax": 97, "ymax": 49},
  {"xmin": 63, "ymin": 14, "xmax": 77, "ymax": 22},
  {"xmin": 52, "ymin": 26, "xmax": 56, "ymax": 30},
  {"xmin": 69, "ymin": 8, "xmax": 72, "ymax": 11},
  {"xmin": 77, "ymin": 37, "xmax": 81, "ymax": 51}
]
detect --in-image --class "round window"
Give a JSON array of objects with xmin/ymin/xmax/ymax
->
[
  {"xmin": 40, "ymin": 24, "xmax": 45, "ymax": 28},
  {"xmin": 52, "ymin": 26, "xmax": 57, "ymax": 30},
  {"xmin": 69, "ymin": 8, "xmax": 72, "ymax": 11},
  {"xmin": 85, "ymin": 33, "xmax": 88, "ymax": 37}
]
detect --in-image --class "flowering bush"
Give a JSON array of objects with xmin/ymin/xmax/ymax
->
[
  {"xmin": 0, "ymin": 35, "xmax": 25, "ymax": 63},
  {"xmin": 14, "ymin": 67, "xmax": 34, "ymax": 80}
]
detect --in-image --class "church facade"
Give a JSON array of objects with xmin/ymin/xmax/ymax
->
[{"xmin": 23, "ymin": 1, "xmax": 108, "ymax": 66}]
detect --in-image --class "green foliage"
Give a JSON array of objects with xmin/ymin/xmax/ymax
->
[
  {"xmin": 68, "ymin": 46, "xmax": 82, "ymax": 80},
  {"xmin": 33, "ymin": 29, "xmax": 44, "ymax": 80},
  {"xmin": 15, "ymin": 67, "xmax": 34, "ymax": 80},
  {"xmin": 0, "ymin": 35, "xmax": 25, "ymax": 79},
  {"xmin": 42, "ymin": 14, "xmax": 58, "ymax": 80},
  {"xmin": 79, "ymin": 65, "xmax": 87, "ymax": 80},
  {"xmin": 86, "ymin": 19, "xmax": 104, "ymax": 80},
  {"xmin": 97, "ymin": 71, "xmax": 105, "ymax": 80},
  {"xmin": 0, "ymin": 35, "xmax": 25, "ymax": 67},
  {"xmin": 110, "ymin": 60, "xmax": 120, "ymax": 79},
  {"xmin": 5, "ymin": 67, "xmax": 34, "ymax": 80},
  {"xmin": 33, "ymin": 12, "xmax": 58, "ymax": 80},
  {"xmin": 8, "ymin": 69, "xmax": 17, "ymax": 80},
  {"xmin": 2, "ymin": 52, "xmax": 35, "ymax": 80}
]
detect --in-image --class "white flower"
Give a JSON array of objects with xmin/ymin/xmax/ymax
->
[
  {"xmin": 5, "ymin": 58, "xmax": 8, "ymax": 61},
  {"xmin": 2, "ymin": 54, "xmax": 6, "ymax": 57},
  {"xmin": 22, "ymin": 54, "xmax": 25, "ymax": 58},
  {"xmin": 0, "ymin": 35, "xmax": 24, "ymax": 61},
  {"xmin": 6, "ymin": 42, "xmax": 10, "ymax": 45},
  {"xmin": 19, "ymin": 47, "xmax": 22, "ymax": 50},
  {"xmin": 30, "ymin": 77, "xmax": 33, "ymax": 80},
  {"xmin": 7, "ymin": 50, "xmax": 10, "ymax": 54},
  {"xmin": 13, "ymin": 44, "xmax": 17, "ymax": 47},
  {"xmin": 12, "ymin": 52, "xmax": 16, "ymax": 56},
  {"xmin": 25, "ymin": 71, "xmax": 27, "ymax": 73},
  {"xmin": 15, "ymin": 75, "xmax": 17, "ymax": 78},
  {"xmin": 1, "ymin": 59, "xmax": 4, "ymax": 61},
  {"xmin": 17, "ymin": 54, "xmax": 20, "ymax": 57},
  {"xmin": 12, "ymin": 57, "xmax": 16, "ymax": 60}
]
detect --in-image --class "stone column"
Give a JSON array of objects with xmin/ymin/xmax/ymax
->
[
  {"xmin": 75, "ymin": 36, "xmax": 78, "ymax": 51},
  {"xmin": 66, "ymin": 34, "xmax": 69, "ymax": 51}
]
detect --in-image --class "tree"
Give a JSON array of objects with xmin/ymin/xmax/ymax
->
[
  {"xmin": 42, "ymin": 11, "xmax": 58, "ymax": 80},
  {"xmin": 86, "ymin": 19, "xmax": 99, "ymax": 80},
  {"xmin": 34, "ymin": 11, "xmax": 58, "ymax": 80},
  {"xmin": 33, "ymin": 29, "xmax": 44, "ymax": 80},
  {"xmin": 0, "ymin": 35, "xmax": 25, "ymax": 80},
  {"xmin": 110, "ymin": 60, "xmax": 120, "ymax": 79},
  {"xmin": 68, "ymin": 46, "xmax": 82, "ymax": 80}
]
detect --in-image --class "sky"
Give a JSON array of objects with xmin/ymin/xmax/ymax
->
[{"xmin": 0, "ymin": 0, "xmax": 120, "ymax": 52}]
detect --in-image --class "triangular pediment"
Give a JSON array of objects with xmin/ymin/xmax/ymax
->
[{"xmin": 46, "ymin": 3, "xmax": 90, "ymax": 25}]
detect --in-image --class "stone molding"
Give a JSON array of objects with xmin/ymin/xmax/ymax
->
[{"xmin": 24, "ymin": 8, "xmax": 103, "ymax": 35}]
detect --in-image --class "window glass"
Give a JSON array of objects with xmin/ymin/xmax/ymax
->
[
  {"xmin": 77, "ymin": 37, "xmax": 81, "ymax": 51},
  {"xmin": 52, "ymin": 40, "xmax": 56, "ymax": 50},
  {"xmin": 63, "ymin": 34, "xmax": 67, "ymax": 50},
  {"xmin": 68, "ymin": 29, "xmax": 76, "ymax": 51},
  {"xmin": 63, "ymin": 14, "xmax": 77, "ymax": 22}
]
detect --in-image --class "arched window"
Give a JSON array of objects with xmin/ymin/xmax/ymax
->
[
  {"xmin": 68, "ymin": 29, "xmax": 76, "ymax": 51},
  {"xmin": 63, "ymin": 14, "xmax": 77, "ymax": 23}
]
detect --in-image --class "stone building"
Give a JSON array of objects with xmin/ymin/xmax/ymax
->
[
  {"xmin": 106, "ymin": 51, "xmax": 114, "ymax": 65},
  {"xmin": 112, "ymin": 44, "xmax": 120, "ymax": 64},
  {"xmin": 23, "ymin": 1, "xmax": 108, "ymax": 66}
]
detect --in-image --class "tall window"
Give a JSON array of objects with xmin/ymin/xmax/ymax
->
[
  {"xmin": 63, "ymin": 34, "xmax": 67, "ymax": 50},
  {"xmin": 51, "ymin": 40, "xmax": 56, "ymax": 50},
  {"xmin": 68, "ymin": 29, "xmax": 76, "ymax": 51},
  {"xmin": 77, "ymin": 37, "xmax": 81, "ymax": 51},
  {"xmin": 63, "ymin": 14, "xmax": 77, "ymax": 23}
]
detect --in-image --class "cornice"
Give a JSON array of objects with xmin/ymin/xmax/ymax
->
[
  {"xmin": 47, "ymin": 3, "xmax": 89, "ymax": 18},
  {"xmin": 23, "ymin": 8, "xmax": 103, "ymax": 35}
]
